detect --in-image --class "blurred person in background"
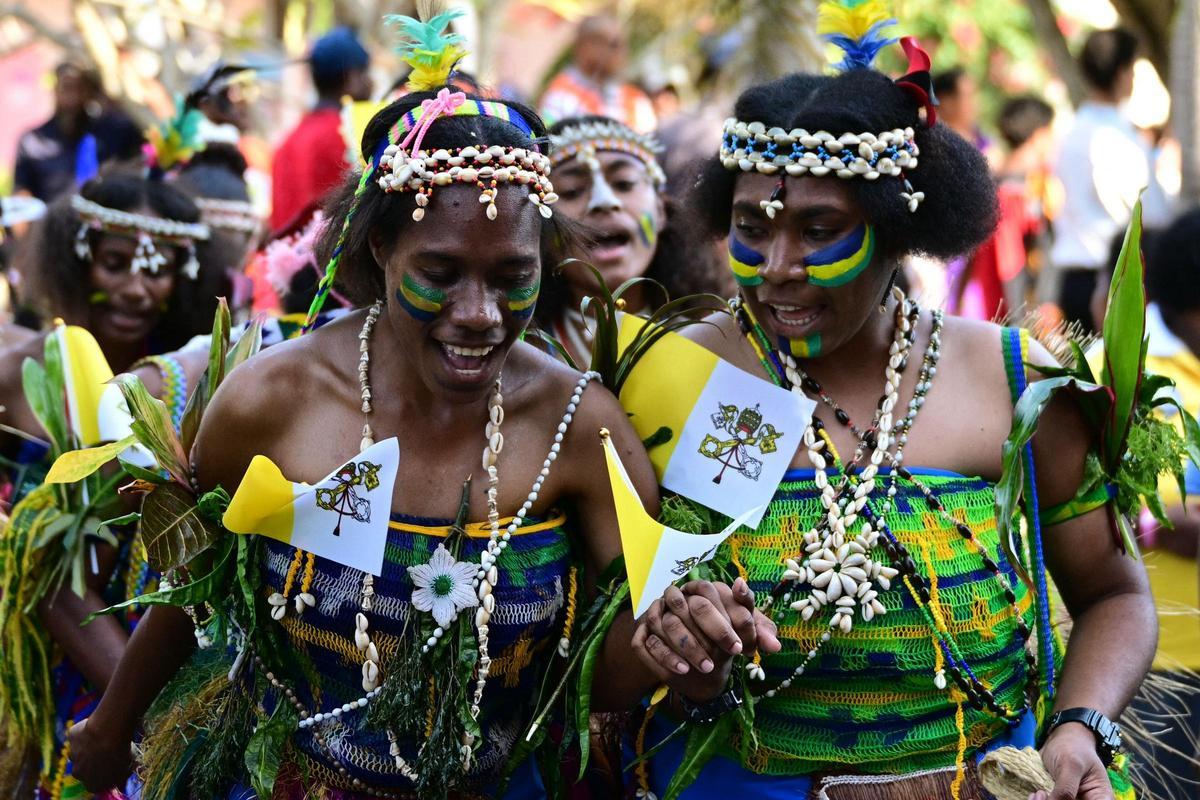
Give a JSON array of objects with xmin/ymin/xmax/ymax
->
[
  {"xmin": 540, "ymin": 15, "xmax": 656, "ymax": 133},
  {"xmin": 932, "ymin": 67, "xmax": 1000, "ymax": 168},
  {"xmin": 953, "ymin": 96, "xmax": 1057, "ymax": 319},
  {"xmin": 269, "ymin": 27, "xmax": 373, "ymax": 235},
  {"xmin": 1046, "ymin": 27, "xmax": 1145, "ymax": 333},
  {"xmin": 12, "ymin": 62, "xmax": 143, "ymax": 204},
  {"xmin": 536, "ymin": 115, "xmax": 724, "ymax": 364}
]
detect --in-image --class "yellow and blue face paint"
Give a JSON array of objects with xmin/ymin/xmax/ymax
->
[
  {"xmin": 778, "ymin": 333, "xmax": 822, "ymax": 358},
  {"xmin": 804, "ymin": 223, "xmax": 875, "ymax": 287},
  {"xmin": 728, "ymin": 235, "xmax": 765, "ymax": 287},
  {"xmin": 637, "ymin": 211, "xmax": 658, "ymax": 248},
  {"xmin": 506, "ymin": 278, "xmax": 540, "ymax": 320},
  {"xmin": 396, "ymin": 274, "xmax": 446, "ymax": 322}
]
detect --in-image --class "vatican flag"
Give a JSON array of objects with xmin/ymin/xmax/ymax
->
[
  {"xmin": 601, "ymin": 430, "xmax": 753, "ymax": 617},
  {"xmin": 52, "ymin": 323, "xmax": 117, "ymax": 448},
  {"xmin": 223, "ymin": 438, "xmax": 400, "ymax": 575},
  {"xmin": 617, "ymin": 316, "xmax": 814, "ymax": 528}
]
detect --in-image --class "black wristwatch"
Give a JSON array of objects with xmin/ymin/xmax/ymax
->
[
  {"xmin": 675, "ymin": 684, "xmax": 743, "ymax": 724},
  {"xmin": 1046, "ymin": 707, "xmax": 1123, "ymax": 766}
]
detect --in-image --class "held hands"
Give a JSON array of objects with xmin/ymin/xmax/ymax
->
[
  {"xmin": 1029, "ymin": 724, "xmax": 1115, "ymax": 800},
  {"xmin": 65, "ymin": 715, "xmax": 135, "ymax": 794},
  {"xmin": 631, "ymin": 577, "xmax": 782, "ymax": 701}
]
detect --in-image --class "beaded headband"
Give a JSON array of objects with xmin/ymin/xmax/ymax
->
[
  {"xmin": 71, "ymin": 195, "xmax": 209, "ymax": 279},
  {"xmin": 194, "ymin": 197, "xmax": 261, "ymax": 234},
  {"xmin": 548, "ymin": 119, "xmax": 666, "ymax": 187},
  {"xmin": 722, "ymin": 0, "xmax": 934, "ymax": 217},
  {"xmin": 375, "ymin": 89, "xmax": 557, "ymax": 223}
]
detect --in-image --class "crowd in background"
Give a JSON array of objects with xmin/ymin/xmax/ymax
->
[{"xmin": 1, "ymin": 11, "xmax": 1199, "ymax": 795}]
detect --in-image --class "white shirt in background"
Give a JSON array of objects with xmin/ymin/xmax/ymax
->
[{"xmin": 1050, "ymin": 102, "xmax": 1150, "ymax": 271}]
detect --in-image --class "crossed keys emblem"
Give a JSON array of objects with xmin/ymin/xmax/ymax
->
[
  {"xmin": 671, "ymin": 544, "xmax": 720, "ymax": 577},
  {"xmin": 315, "ymin": 460, "xmax": 383, "ymax": 536},
  {"xmin": 699, "ymin": 403, "xmax": 784, "ymax": 485}
]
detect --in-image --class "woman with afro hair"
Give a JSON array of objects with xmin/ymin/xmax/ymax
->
[{"xmin": 624, "ymin": 5, "xmax": 1153, "ymax": 799}]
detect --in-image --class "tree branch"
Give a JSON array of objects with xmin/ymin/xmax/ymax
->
[{"xmin": 1024, "ymin": 0, "xmax": 1087, "ymax": 107}]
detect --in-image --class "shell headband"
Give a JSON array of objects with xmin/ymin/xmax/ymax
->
[
  {"xmin": 194, "ymin": 197, "xmax": 261, "ymax": 234},
  {"xmin": 723, "ymin": 0, "xmax": 937, "ymax": 217},
  {"xmin": 375, "ymin": 90, "xmax": 557, "ymax": 223},
  {"xmin": 549, "ymin": 119, "xmax": 666, "ymax": 188},
  {"xmin": 71, "ymin": 194, "xmax": 209, "ymax": 279}
]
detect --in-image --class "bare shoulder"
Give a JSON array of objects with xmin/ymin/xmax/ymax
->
[
  {"xmin": 681, "ymin": 311, "xmax": 742, "ymax": 359},
  {"xmin": 193, "ymin": 313, "xmax": 360, "ymax": 490},
  {"xmin": 0, "ymin": 327, "xmax": 48, "ymax": 435}
]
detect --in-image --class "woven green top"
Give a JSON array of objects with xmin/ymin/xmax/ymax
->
[{"xmin": 721, "ymin": 467, "xmax": 1035, "ymax": 775}]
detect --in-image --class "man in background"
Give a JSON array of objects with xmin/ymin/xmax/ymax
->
[
  {"xmin": 1047, "ymin": 27, "xmax": 1145, "ymax": 332},
  {"xmin": 269, "ymin": 27, "xmax": 372, "ymax": 235},
  {"xmin": 13, "ymin": 61, "xmax": 143, "ymax": 203},
  {"xmin": 540, "ymin": 15, "xmax": 656, "ymax": 133}
]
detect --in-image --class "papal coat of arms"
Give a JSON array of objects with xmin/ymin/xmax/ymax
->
[{"xmin": 699, "ymin": 403, "xmax": 784, "ymax": 484}]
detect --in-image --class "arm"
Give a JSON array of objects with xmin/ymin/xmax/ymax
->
[
  {"xmin": 69, "ymin": 356, "xmax": 283, "ymax": 791},
  {"xmin": 1027, "ymin": 345, "xmax": 1156, "ymax": 800},
  {"xmin": 563, "ymin": 385, "xmax": 778, "ymax": 710},
  {"xmin": 558, "ymin": 383, "xmax": 663, "ymax": 711},
  {"xmin": 36, "ymin": 541, "xmax": 129, "ymax": 692}
]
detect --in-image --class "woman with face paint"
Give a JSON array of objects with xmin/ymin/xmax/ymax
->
[
  {"xmin": 536, "ymin": 115, "xmax": 725, "ymax": 364},
  {"xmin": 0, "ymin": 171, "xmax": 224, "ymax": 798},
  {"xmin": 65, "ymin": 10, "xmax": 773, "ymax": 799},
  {"xmin": 625, "ymin": 2, "xmax": 1155, "ymax": 798}
]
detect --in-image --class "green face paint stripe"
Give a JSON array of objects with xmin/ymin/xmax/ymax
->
[
  {"xmin": 506, "ymin": 278, "xmax": 540, "ymax": 319},
  {"xmin": 805, "ymin": 224, "xmax": 875, "ymax": 288},
  {"xmin": 779, "ymin": 333, "xmax": 822, "ymax": 358},
  {"xmin": 397, "ymin": 274, "xmax": 446, "ymax": 321},
  {"xmin": 728, "ymin": 234, "xmax": 765, "ymax": 286},
  {"xmin": 638, "ymin": 212, "xmax": 658, "ymax": 248}
]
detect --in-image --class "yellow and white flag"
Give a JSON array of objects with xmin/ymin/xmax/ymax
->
[
  {"xmin": 618, "ymin": 316, "xmax": 814, "ymax": 528},
  {"xmin": 53, "ymin": 323, "xmax": 116, "ymax": 447},
  {"xmin": 224, "ymin": 438, "xmax": 400, "ymax": 575},
  {"xmin": 602, "ymin": 431, "xmax": 754, "ymax": 617}
]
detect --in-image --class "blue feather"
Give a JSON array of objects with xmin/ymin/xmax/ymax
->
[{"xmin": 824, "ymin": 19, "xmax": 898, "ymax": 71}]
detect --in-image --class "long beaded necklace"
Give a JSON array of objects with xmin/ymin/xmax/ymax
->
[
  {"xmin": 261, "ymin": 301, "xmax": 599, "ymax": 786},
  {"xmin": 733, "ymin": 293, "xmax": 1033, "ymax": 720}
]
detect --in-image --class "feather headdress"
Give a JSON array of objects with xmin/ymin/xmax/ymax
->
[
  {"xmin": 818, "ymin": 0, "xmax": 898, "ymax": 72},
  {"xmin": 384, "ymin": 0, "xmax": 467, "ymax": 93},
  {"xmin": 145, "ymin": 96, "xmax": 204, "ymax": 172}
]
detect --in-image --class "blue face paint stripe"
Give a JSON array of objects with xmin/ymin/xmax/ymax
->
[
  {"xmin": 803, "ymin": 224, "xmax": 867, "ymax": 267},
  {"xmin": 805, "ymin": 225, "xmax": 875, "ymax": 288},
  {"xmin": 730, "ymin": 236, "xmax": 766, "ymax": 267}
]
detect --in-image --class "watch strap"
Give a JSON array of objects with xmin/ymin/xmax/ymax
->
[{"xmin": 1047, "ymin": 707, "xmax": 1122, "ymax": 766}]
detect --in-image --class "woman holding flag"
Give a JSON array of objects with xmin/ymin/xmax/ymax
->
[
  {"xmin": 0, "ymin": 170, "xmax": 218, "ymax": 797},
  {"xmin": 619, "ymin": 2, "xmax": 1166, "ymax": 798},
  {"xmin": 63, "ymin": 7, "xmax": 775, "ymax": 799}
]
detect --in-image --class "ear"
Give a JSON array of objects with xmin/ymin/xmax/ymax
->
[{"xmin": 368, "ymin": 227, "xmax": 388, "ymax": 270}]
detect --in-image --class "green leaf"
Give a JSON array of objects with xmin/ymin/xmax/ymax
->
[
  {"xmin": 244, "ymin": 701, "xmax": 296, "ymax": 799},
  {"xmin": 99, "ymin": 511, "xmax": 141, "ymax": 531},
  {"xmin": 21, "ymin": 356, "xmax": 68, "ymax": 456},
  {"xmin": 1100, "ymin": 198, "xmax": 1148, "ymax": 468},
  {"xmin": 575, "ymin": 581, "xmax": 630, "ymax": 779},
  {"xmin": 115, "ymin": 374, "xmax": 190, "ymax": 486},
  {"xmin": 525, "ymin": 328, "xmax": 579, "ymax": 370},
  {"xmin": 119, "ymin": 458, "xmax": 167, "ymax": 484},
  {"xmin": 85, "ymin": 534, "xmax": 236, "ymax": 622},
  {"xmin": 661, "ymin": 712, "xmax": 737, "ymax": 800},
  {"xmin": 226, "ymin": 316, "xmax": 264, "ymax": 374},
  {"xmin": 44, "ymin": 435, "xmax": 137, "ymax": 484},
  {"xmin": 139, "ymin": 482, "xmax": 222, "ymax": 573},
  {"xmin": 208, "ymin": 298, "xmax": 232, "ymax": 390}
]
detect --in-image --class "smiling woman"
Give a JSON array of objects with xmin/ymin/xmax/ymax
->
[
  {"xmin": 59, "ymin": 7, "xmax": 773, "ymax": 800},
  {"xmin": 622, "ymin": 1, "xmax": 1158, "ymax": 798},
  {"xmin": 533, "ymin": 115, "xmax": 725, "ymax": 365}
]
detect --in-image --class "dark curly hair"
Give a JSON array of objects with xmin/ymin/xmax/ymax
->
[
  {"xmin": 17, "ymin": 168, "xmax": 223, "ymax": 351},
  {"xmin": 691, "ymin": 69, "xmax": 998, "ymax": 263},
  {"xmin": 174, "ymin": 143, "xmax": 254, "ymax": 289},
  {"xmin": 1147, "ymin": 207, "xmax": 1200, "ymax": 318},
  {"xmin": 534, "ymin": 115, "xmax": 726, "ymax": 326},
  {"xmin": 315, "ymin": 92, "xmax": 579, "ymax": 307}
]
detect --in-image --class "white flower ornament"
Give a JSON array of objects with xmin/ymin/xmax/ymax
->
[{"xmin": 408, "ymin": 544, "xmax": 480, "ymax": 628}]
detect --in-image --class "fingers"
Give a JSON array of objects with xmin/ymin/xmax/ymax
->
[
  {"xmin": 1048, "ymin": 760, "xmax": 1082, "ymax": 800},
  {"xmin": 752, "ymin": 609, "xmax": 782, "ymax": 653},
  {"xmin": 659, "ymin": 586, "xmax": 718, "ymax": 672},
  {"xmin": 632, "ymin": 610, "xmax": 689, "ymax": 679}
]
